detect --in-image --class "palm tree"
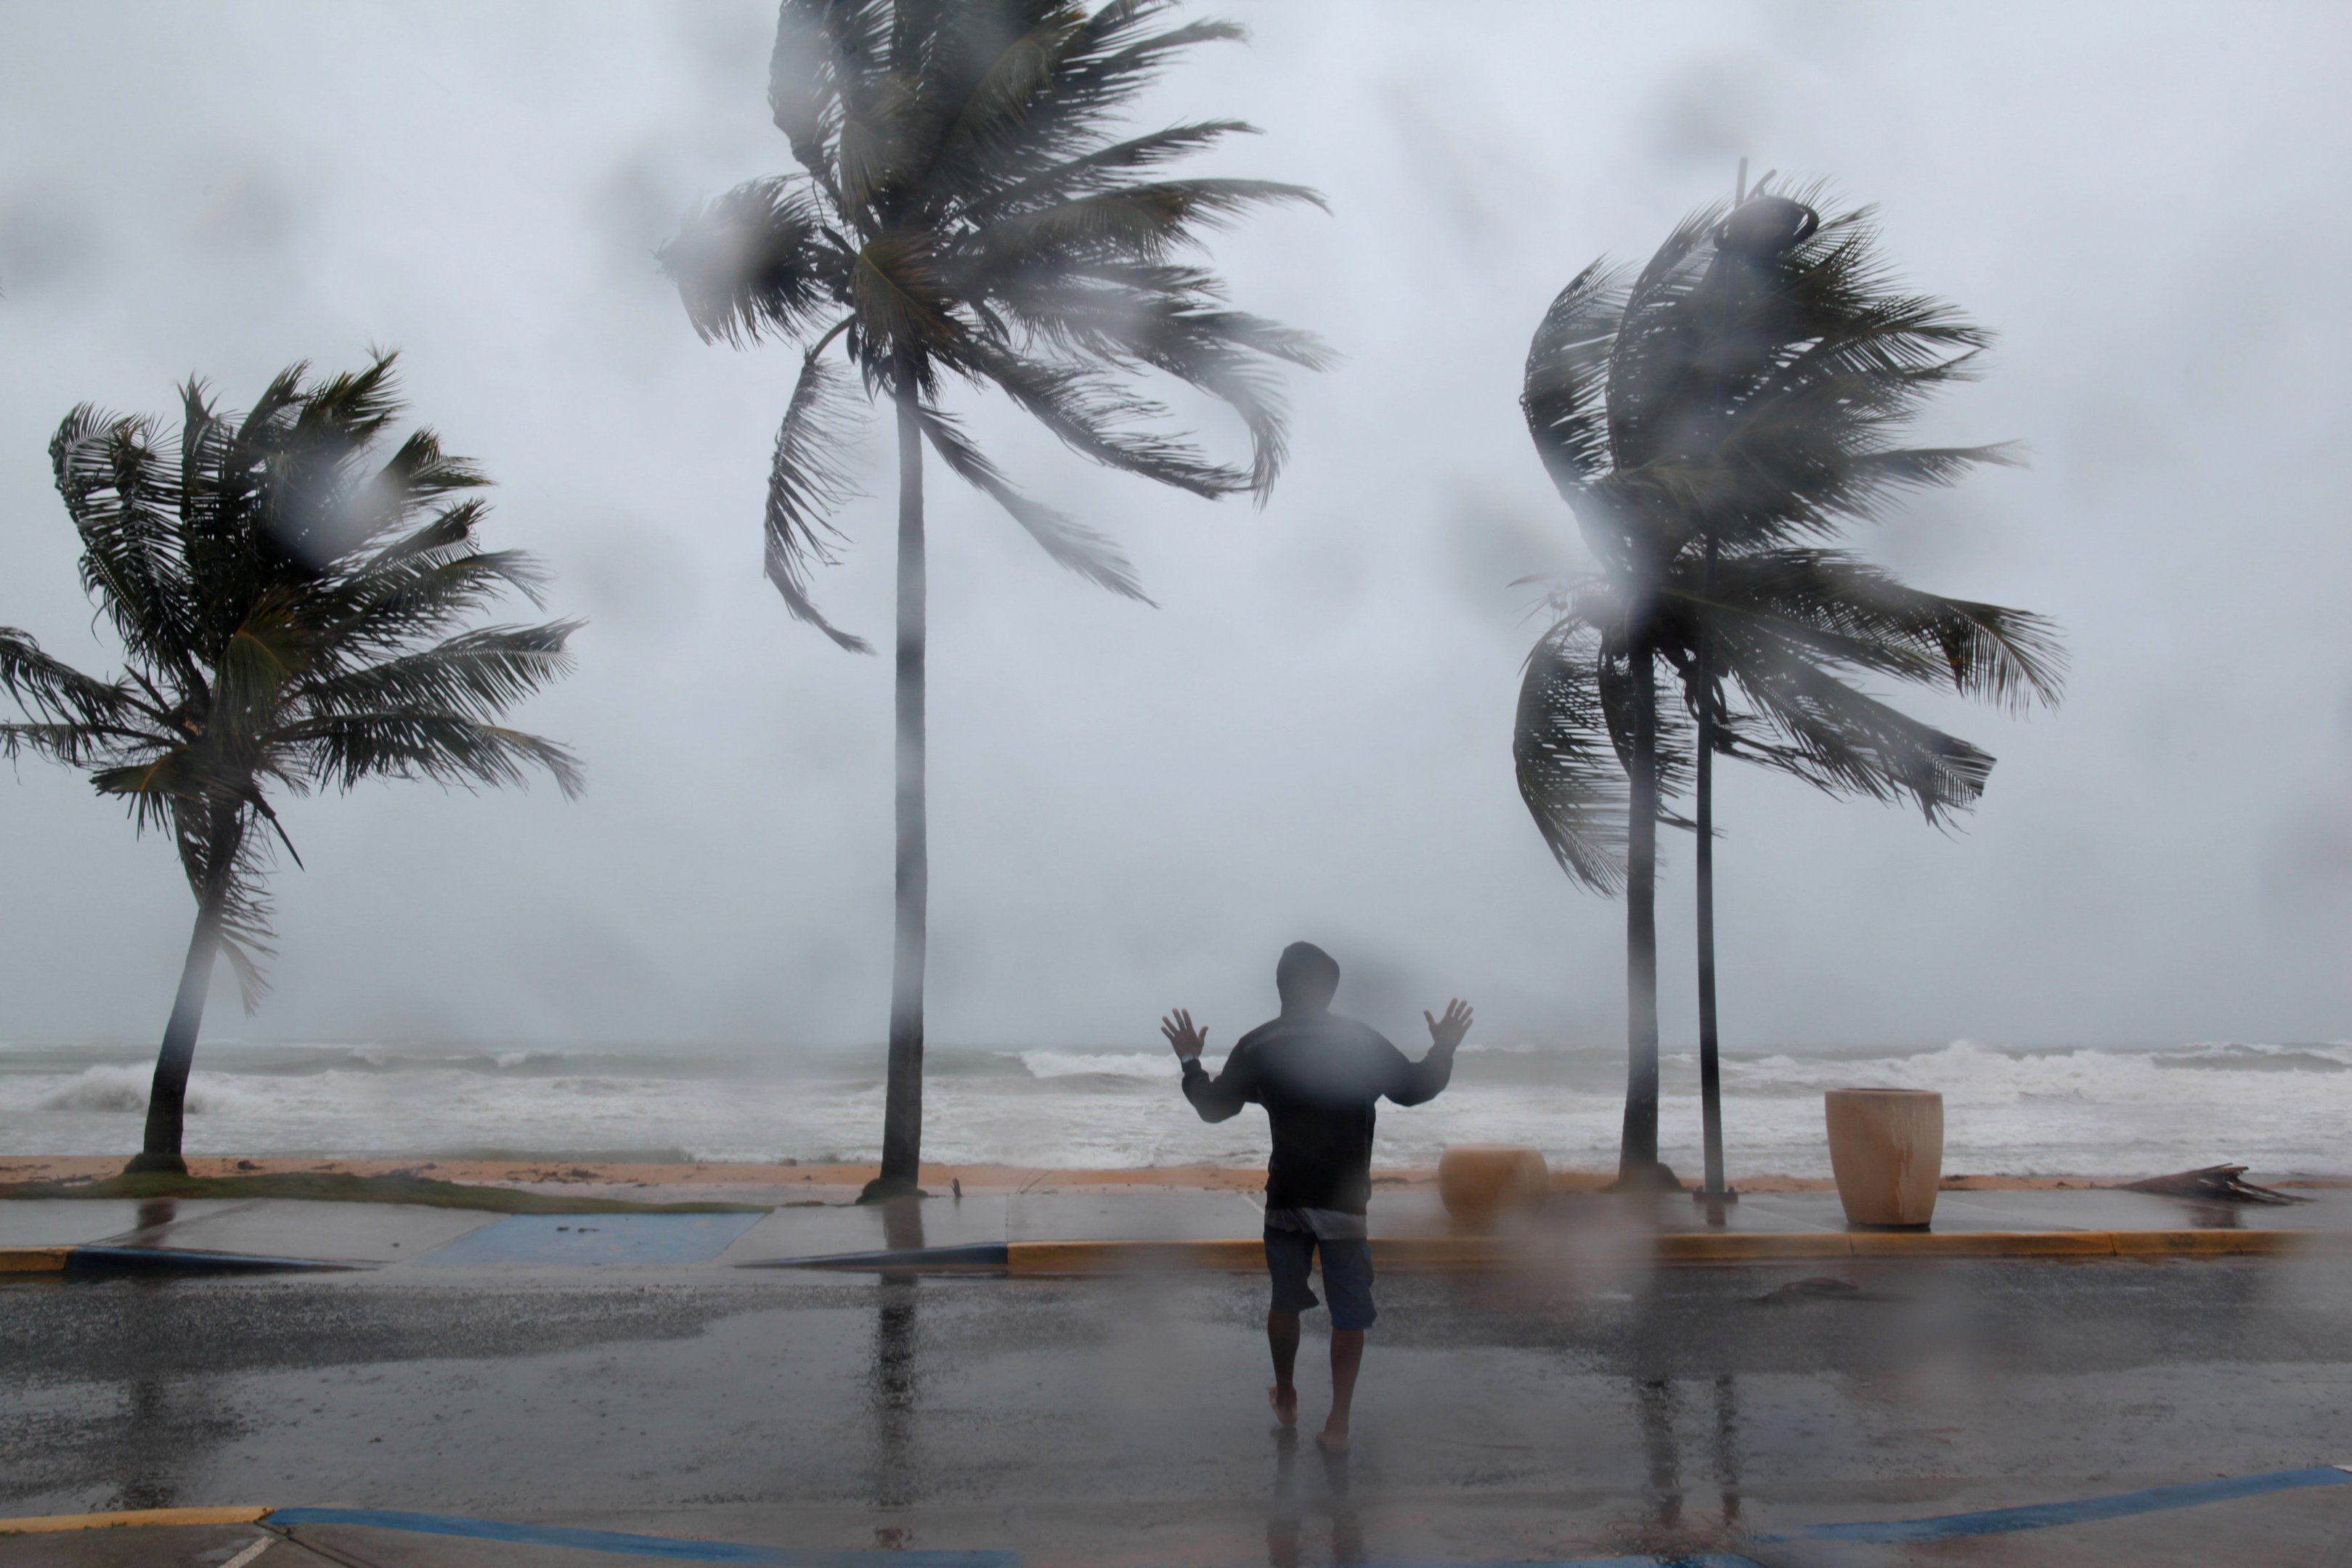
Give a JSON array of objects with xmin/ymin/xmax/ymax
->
[
  {"xmin": 659, "ymin": 0, "xmax": 1327, "ymax": 1201},
  {"xmin": 1515, "ymin": 186, "xmax": 2064, "ymax": 1189},
  {"xmin": 0, "ymin": 354, "xmax": 582, "ymax": 1173}
]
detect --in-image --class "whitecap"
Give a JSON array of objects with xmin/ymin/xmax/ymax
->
[
  {"xmin": 1017, "ymin": 1050, "xmax": 1170, "ymax": 1081},
  {"xmin": 33, "ymin": 1064, "xmax": 235, "ymax": 1115}
]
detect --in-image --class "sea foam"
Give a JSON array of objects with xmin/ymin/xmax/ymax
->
[{"xmin": 3, "ymin": 1038, "xmax": 2344, "ymax": 1175}]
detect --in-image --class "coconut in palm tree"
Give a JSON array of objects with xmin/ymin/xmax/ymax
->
[
  {"xmin": 659, "ymin": 0, "xmax": 1328, "ymax": 1201},
  {"xmin": 0, "ymin": 354, "xmax": 582, "ymax": 1173}
]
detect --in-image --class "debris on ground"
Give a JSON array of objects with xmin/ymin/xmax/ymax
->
[{"xmin": 2118, "ymin": 1164, "xmax": 2310, "ymax": 1204}]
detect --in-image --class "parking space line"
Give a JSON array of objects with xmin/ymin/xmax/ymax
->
[{"xmin": 219, "ymin": 1535, "xmax": 276, "ymax": 1568}]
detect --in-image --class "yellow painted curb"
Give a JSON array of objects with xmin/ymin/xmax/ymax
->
[
  {"xmin": 1847, "ymin": 1230, "xmax": 2117, "ymax": 1258},
  {"xmin": 0, "ymin": 1505, "xmax": 268, "ymax": 1535},
  {"xmin": 0, "ymin": 1248, "xmax": 70, "ymax": 1273},
  {"xmin": 1001, "ymin": 1230, "xmax": 2329, "ymax": 1273},
  {"xmin": 2110, "ymin": 1229, "xmax": 2302, "ymax": 1258}
]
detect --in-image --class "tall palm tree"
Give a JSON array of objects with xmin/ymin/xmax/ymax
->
[
  {"xmin": 1515, "ymin": 186, "xmax": 2064, "ymax": 1189},
  {"xmin": 660, "ymin": 0, "xmax": 1327, "ymax": 1201},
  {"xmin": 0, "ymin": 354, "xmax": 582, "ymax": 1173}
]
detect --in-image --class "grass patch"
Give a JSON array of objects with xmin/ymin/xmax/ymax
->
[{"xmin": 0, "ymin": 1170, "xmax": 769, "ymax": 1214}]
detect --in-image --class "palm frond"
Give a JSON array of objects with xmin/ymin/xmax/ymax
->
[
  {"xmin": 660, "ymin": 179, "xmax": 845, "ymax": 348},
  {"xmin": 328, "ymin": 546, "xmax": 554, "ymax": 651},
  {"xmin": 0, "ymin": 721, "xmax": 162, "ymax": 769},
  {"xmin": 285, "ymin": 712, "xmax": 585, "ymax": 799},
  {"xmin": 1016, "ymin": 5, "xmax": 1246, "ymax": 160},
  {"xmin": 301, "ymin": 622, "xmax": 580, "ymax": 722},
  {"xmin": 969, "ymin": 340, "xmax": 1238, "ymax": 497},
  {"xmin": 975, "ymin": 179, "xmax": 1324, "ymax": 267},
  {"xmin": 916, "ymin": 401, "xmax": 1149, "ymax": 600},
  {"xmin": 49, "ymin": 407, "xmax": 196, "ymax": 679},
  {"xmin": 1692, "ymin": 550, "xmax": 2066, "ymax": 713},
  {"xmin": 0, "ymin": 627, "xmax": 149, "ymax": 728},
  {"xmin": 1521, "ymin": 260, "xmax": 1629, "ymax": 499},
  {"xmin": 182, "ymin": 807, "xmax": 277, "ymax": 1010},
  {"xmin": 1602, "ymin": 200, "xmax": 1727, "ymax": 471},
  {"xmin": 1714, "ymin": 638, "xmax": 1995, "ymax": 822},
  {"xmin": 770, "ymin": 0, "xmax": 866, "ymax": 189},
  {"xmin": 964, "ymin": 119, "xmax": 1259, "ymax": 217},
  {"xmin": 1514, "ymin": 619, "xmax": 1628, "ymax": 893},
  {"xmin": 757, "ymin": 349, "xmax": 875, "ymax": 652}
]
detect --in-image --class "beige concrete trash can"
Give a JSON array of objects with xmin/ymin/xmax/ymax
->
[
  {"xmin": 1437, "ymin": 1145, "xmax": 1550, "ymax": 1228},
  {"xmin": 1824, "ymin": 1088, "xmax": 1944, "ymax": 1229}
]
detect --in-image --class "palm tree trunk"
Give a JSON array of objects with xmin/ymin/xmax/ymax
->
[
  {"xmin": 128, "ymin": 814, "xmax": 241, "ymax": 1175},
  {"xmin": 870, "ymin": 372, "xmax": 927, "ymax": 1201},
  {"xmin": 1695, "ymin": 542, "xmax": 1728, "ymax": 1200},
  {"xmin": 1619, "ymin": 640, "xmax": 1662, "ymax": 1183},
  {"xmin": 1694, "ymin": 683, "xmax": 1727, "ymax": 1199}
]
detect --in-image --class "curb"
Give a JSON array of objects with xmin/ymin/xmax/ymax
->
[
  {"xmin": 0, "ymin": 1247, "xmax": 72, "ymax": 1274},
  {"xmin": 748, "ymin": 1229, "xmax": 2332, "ymax": 1274},
  {"xmin": 0, "ymin": 1246, "xmax": 363, "ymax": 1276},
  {"xmin": 0, "ymin": 1505, "xmax": 268, "ymax": 1535}
]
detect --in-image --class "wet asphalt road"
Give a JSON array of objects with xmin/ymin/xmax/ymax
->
[{"xmin": 7, "ymin": 1254, "xmax": 2352, "ymax": 1565}]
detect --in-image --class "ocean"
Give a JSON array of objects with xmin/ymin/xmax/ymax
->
[{"xmin": 1, "ymin": 1037, "xmax": 2344, "ymax": 1178}]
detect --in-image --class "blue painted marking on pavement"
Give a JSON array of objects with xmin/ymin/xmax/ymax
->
[
  {"xmin": 1771, "ymin": 1464, "xmax": 2352, "ymax": 1543},
  {"xmin": 264, "ymin": 1507, "xmax": 1017, "ymax": 1565},
  {"xmin": 738, "ymin": 1242, "xmax": 1011, "ymax": 1271},
  {"xmin": 415, "ymin": 1212, "xmax": 766, "ymax": 1266}
]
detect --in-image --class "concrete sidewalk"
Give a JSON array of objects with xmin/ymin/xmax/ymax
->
[{"xmin": 4, "ymin": 1183, "xmax": 2345, "ymax": 1276}]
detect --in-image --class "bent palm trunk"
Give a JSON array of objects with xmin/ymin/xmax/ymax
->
[
  {"xmin": 871, "ymin": 373, "xmax": 927, "ymax": 1201},
  {"xmin": 1694, "ymin": 687, "xmax": 1725, "ymax": 1196},
  {"xmin": 129, "ymin": 815, "xmax": 242, "ymax": 1175},
  {"xmin": 1619, "ymin": 642, "xmax": 1662, "ymax": 1183},
  {"xmin": 1695, "ymin": 539, "xmax": 1728, "ymax": 1199}
]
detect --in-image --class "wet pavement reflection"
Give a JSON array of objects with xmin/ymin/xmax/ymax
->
[
  {"xmin": 868, "ymin": 1199, "xmax": 925, "ymax": 1532},
  {"xmin": 9, "ymin": 1255, "xmax": 2352, "ymax": 1565},
  {"xmin": 1266, "ymin": 1428, "xmax": 1363, "ymax": 1567}
]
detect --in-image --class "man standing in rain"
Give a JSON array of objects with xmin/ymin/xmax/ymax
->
[{"xmin": 1163, "ymin": 942, "xmax": 1473, "ymax": 1453}]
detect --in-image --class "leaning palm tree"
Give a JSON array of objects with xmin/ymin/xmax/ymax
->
[
  {"xmin": 0, "ymin": 354, "xmax": 581, "ymax": 1173},
  {"xmin": 659, "ymin": 0, "xmax": 1327, "ymax": 1200},
  {"xmin": 1515, "ymin": 184, "xmax": 2064, "ymax": 1189}
]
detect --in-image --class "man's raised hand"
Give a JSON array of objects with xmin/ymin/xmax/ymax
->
[
  {"xmin": 1425, "ymin": 998, "xmax": 1474, "ymax": 1053},
  {"xmin": 1161, "ymin": 1006, "xmax": 1208, "ymax": 1063}
]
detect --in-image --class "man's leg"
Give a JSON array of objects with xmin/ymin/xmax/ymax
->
[
  {"xmin": 1322, "ymin": 1328, "xmax": 1364, "ymax": 1450},
  {"xmin": 1264, "ymin": 1230, "xmax": 1318, "ymax": 1428},
  {"xmin": 1317, "ymin": 1239, "xmax": 1377, "ymax": 1454},
  {"xmin": 1268, "ymin": 1308, "xmax": 1301, "ymax": 1426}
]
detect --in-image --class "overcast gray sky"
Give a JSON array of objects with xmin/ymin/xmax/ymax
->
[{"xmin": 1, "ymin": 1, "xmax": 2347, "ymax": 1058}]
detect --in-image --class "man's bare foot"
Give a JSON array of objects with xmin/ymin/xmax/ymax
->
[
  {"xmin": 1269, "ymin": 1384, "xmax": 1298, "ymax": 1427},
  {"xmin": 1315, "ymin": 1426, "xmax": 1349, "ymax": 1455}
]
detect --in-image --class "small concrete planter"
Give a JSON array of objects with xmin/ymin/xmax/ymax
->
[
  {"xmin": 1825, "ymin": 1089, "xmax": 1944, "ymax": 1229},
  {"xmin": 1437, "ymin": 1145, "xmax": 1550, "ymax": 1229}
]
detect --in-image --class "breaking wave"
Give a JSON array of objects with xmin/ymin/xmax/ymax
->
[{"xmin": 2, "ymin": 1037, "xmax": 2345, "ymax": 1175}]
